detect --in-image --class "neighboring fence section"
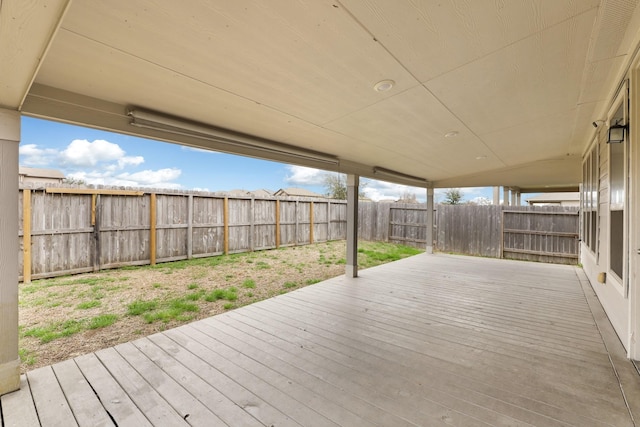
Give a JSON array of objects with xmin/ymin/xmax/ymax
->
[
  {"xmin": 436, "ymin": 205, "xmax": 579, "ymax": 264},
  {"xmin": 18, "ymin": 185, "xmax": 581, "ymax": 282}
]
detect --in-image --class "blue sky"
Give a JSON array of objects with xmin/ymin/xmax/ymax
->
[{"xmin": 20, "ymin": 116, "xmax": 498, "ymax": 203}]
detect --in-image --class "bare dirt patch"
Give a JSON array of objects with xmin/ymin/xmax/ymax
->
[{"xmin": 19, "ymin": 241, "xmax": 421, "ymax": 372}]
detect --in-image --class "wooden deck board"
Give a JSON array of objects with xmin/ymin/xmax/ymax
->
[
  {"xmin": 0, "ymin": 376, "xmax": 40, "ymax": 427},
  {"xmin": 74, "ymin": 353, "xmax": 153, "ymax": 427},
  {"xmin": 50, "ymin": 359, "xmax": 114, "ymax": 427},
  {"xmin": 27, "ymin": 366, "xmax": 78, "ymax": 427},
  {"xmin": 2, "ymin": 254, "xmax": 639, "ymax": 426}
]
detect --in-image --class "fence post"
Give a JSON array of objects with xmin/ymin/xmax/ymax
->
[
  {"xmin": 22, "ymin": 189, "xmax": 31, "ymax": 284},
  {"xmin": 275, "ymin": 199, "xmax": 280, "ymax": 249},
  {"xmin": 309, "ymin": 201, "xmax": 314, "ymax": 244},
  {"xmin": 224, "ymin": 197, "xmax": 229, "ymax": 254},
  {"xmin": 187, "ymin": 194, "xmax": 193, "ymax": 259},
  {"xmin": 250, "ymin": 197, "xmax": 255, "ymax": 251},
  {"xmin": 295, "ymin": 200, "xmax": 299, "ymax": 246},
  {"xmin": 93, "ymin": 195, "xmax": 101, "ymax": 272},
  {"xmin": 150, "ymin": 193, "xmax": 157, "ymax": 265}
]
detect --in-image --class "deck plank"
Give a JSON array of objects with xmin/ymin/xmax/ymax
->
[
  {"xmin": 131, "ymin": 337, "xmax": 264, "ymax": 427},
  {"xmin": 167, "ymin": 326, "xmax": 342, "ymax": 427},
  {"xmin": 113, "ymin": 342, "xmax": 227, "ymax": 426},
  {"xmin": 74, "ymin": 353, "xmax": 153, "ymax": 427},
  {"xmin": 93, "ymin": 348, "xmax": 189, "ymax": 426},
  {"xmin": 147, "ymin": 333, "xmax": 301, "ymax": 427},
  {"xmin": 27, "ymin": 366, "xmax": 78, "ymax": 427},
  {"xmin": 50, "ymin": 359, "xmax": 114, "ymax": 427},
  {"xmin": 0, "ymin": 376, "xmax": 40, "ymax": 427}
]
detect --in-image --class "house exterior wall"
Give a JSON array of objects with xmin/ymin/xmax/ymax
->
[{"xmin": 581, "ymin": 59, "xmax": 640, "ymax": 360}]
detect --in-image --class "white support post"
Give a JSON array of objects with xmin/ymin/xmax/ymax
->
[
  {"xmin": 426, "ymin": 187, "xmax": 434, "ymax": 254},
  {"xmin": 0, "ymin": 109, "xmax": 20, "ymax": 396},
  {"xmin": 511, "ymin": 188, "xmax": 518, "ymax": 206},
  {"xmin": 516, "ymin": 192, "xmax": 521, "ymax": 206},
  {"xmin": 503, "ymin": 187, "xmax": 511, "ymax": 206},
  {"xmin": 493, "ymin": 187, "xmax": 500, "ymax": 205},
  {"xmin": 345, "ymin": 174, "xmax": 359, "ymax": 278}
]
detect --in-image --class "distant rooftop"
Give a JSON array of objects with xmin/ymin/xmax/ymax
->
[{"xmin": 274, "ymin": 187, "xmax": 325, "ymax": 198}]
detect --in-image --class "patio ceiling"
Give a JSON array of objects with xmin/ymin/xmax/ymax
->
[{"xmin": 2, "ymin": 0, "xmax": 639, "ymax": 190}]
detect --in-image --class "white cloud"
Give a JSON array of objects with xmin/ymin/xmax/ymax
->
[
  {"xmin": 363, "ymin": 179, "xmax": 425, "ymax": 202},
  {"xmin": 20, "ymin": 138, "xmax": 183, "ymax": 189},
  {"xmin": 285, "ymin": 166, "xmax": 328, "ymax": 186},
  {"xmin": 60, "ymin": 139, "xmax": 126, "ymax": 167},
  {"xmin": 19, "ymin": 144, "xmax": 58, "ymax": 166},
  {"xmin": 116, "ymin": 168, "xmax": 182, "ymax": 185},
  {"xmin": 118, "ymin": 156, "xmax": 145, "ymax": 168}
]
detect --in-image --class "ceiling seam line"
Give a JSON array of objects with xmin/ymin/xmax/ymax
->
[
  {"xmin": 18, "ymin": 0, "xmax": 74, "ymax": 110},
  {"xmin": 336, "ymin": 0, "xmax": 507, "ymax": 167}
]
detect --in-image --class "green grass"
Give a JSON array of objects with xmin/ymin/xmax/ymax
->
[
  {"xmin": 283, "ymin": 281, "xmax": 297, "ymax": 289},
  {"xmin": 142, "ymin": 299, "xmax": 199, "ymax": 323},
  {"xmin": 19, "ymin": 348, "xmax": 36, "ymax": 366},
  {"xmin": 305, "ymin": 278, "xmax": 321, "ymax": 285},
  {"xmin": 242, "ymin": 279, "xmax": 256, "ymax": 289},
  {"xmin": 204, "ymin": 288, "xmax": 237, "ymax": 302},
  {"xmin": 77, "ymin": 300, "xmax": 101, "ymax": 309},
  {"xmin": 22, "ymin": 320, "xmax": 85, "ymax": 343},
  {"xmin": 223, "ymin": 303, "xmax": 236, "ymax": 310},
  {"xmin": 127, "ymin": 300, "xmax": 158, "ymax": 315},
  {"xmin": 88, "ymin": 314, "xmax": 118, "ymax": 329},
  {"xmin": 187, "ymin": 283, "xmax": 199, "ymax": 290},
  {"xmin": 357, "ymin": 243, "xmax": 422, "ymax": 268}
]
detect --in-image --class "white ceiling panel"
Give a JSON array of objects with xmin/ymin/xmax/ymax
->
[
  {"xmin": 340, "ymin": 0, "xmax": 599, "ymax": 82},
  {"xmin": 426, "ymin": 9, "xmax": 596, "ymax": 137},
  {"xmin": 3, "ymin": 0, "xmax": 638, "ymax": 190}
]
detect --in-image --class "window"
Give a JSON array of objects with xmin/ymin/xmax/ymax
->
[
  {"xmin": 609, "ymin": 100, "xmax": 627, "ymax": 282},
  {"xmin": 582, "ymin": 143, "xmax": 598, "ymax": 253}
]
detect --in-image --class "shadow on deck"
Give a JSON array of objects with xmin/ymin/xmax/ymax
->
[{"xmin": 2, "ymin": 254, "xmax": 640, "ymax": 426}]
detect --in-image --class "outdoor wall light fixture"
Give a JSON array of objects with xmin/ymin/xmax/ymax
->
[
  {"xmin": 372, "ymin": 166, "xmax": 428, "ymax": 185},
  {"xmin": 607, "ymin": 120, "xmax": 627, "ymax": 144},
  {"xmin": 127, "ymin": 108, "xmax": 339, "ymax": 165}
]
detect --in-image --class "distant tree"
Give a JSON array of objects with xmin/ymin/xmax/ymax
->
[
  {"xmin": 442, "ymin": 188, "xmax": 463, "ymax": 205},
  {"xmin": 62, "ymin": 177, "xmax": 86, "ymax": 185},
  {"xmin": 397, "ymin": 191, "xmax": 418, "ymax": 204},
  {"xmin": 323, "ymin": 173, "xmax": 366, "ymax": 199},
  {"xmin": 466, "ymin": 196, "xmax": 492, "ymax": 206}
]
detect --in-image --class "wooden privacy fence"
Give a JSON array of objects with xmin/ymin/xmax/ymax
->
[
  {"xmin": 436, "ymin": 204, "xmax": 579, "ymax": 264},
  {"xmin": 19, "ymin": 187, "xmax": 347, "ymax": 282},
  {"xmin": 18, "ymin": 186, "xmax": 581, "ymax": 282}
]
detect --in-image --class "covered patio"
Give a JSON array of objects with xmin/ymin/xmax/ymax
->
[{"xmin": 2, "ymin": 254, "xmax": 639, "ymax": 427}]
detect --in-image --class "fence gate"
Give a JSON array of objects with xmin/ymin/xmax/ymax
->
[{"xmin": 501, "ymin": 208, "xmax": 579, "ymax": 265}]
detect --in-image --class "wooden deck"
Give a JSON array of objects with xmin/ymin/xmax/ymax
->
[{"xmin": 2, "ymin": 254, "xmax": 639, "ymax": 426}]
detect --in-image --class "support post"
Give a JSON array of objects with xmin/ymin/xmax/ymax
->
[
  {"xmin": 426, "ymin": 187, "xmax": 434, "ymax": 254},
  {"xmin": 493, "ymin": 187, "xmax": 500, "ymax": 205},
  {"xmin": 346, "ymin": 174, "xmax": 359, "ymax": 278},
  {"xmin": 0, "ymin": 109, "xmax": 20, "ymax": 395},
  {"xmin": 503, "ymin": 187, "xmax": 511, "ymax": 206}
]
